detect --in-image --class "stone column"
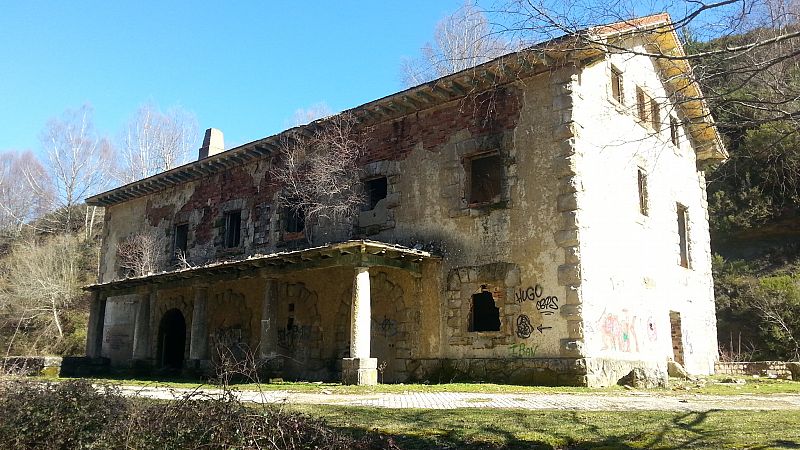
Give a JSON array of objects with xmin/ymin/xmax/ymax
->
[
  {"xmin": 342, "ymin": 266, "xmax": 377, "ymax": 385},
  {"xmin": 131, "ymin": 291, "xmax": 153, "ymax": 361},
  {"xmin": 189, "ymin": 286, "xmax": 208, "ymax": 361},
  {"xmin": 260, "ymin": 278, "xmax": 278, "ymax": 359},
  {"xmin": 85, "ymin": 292, "xmax": 106, "ymax": 359}
]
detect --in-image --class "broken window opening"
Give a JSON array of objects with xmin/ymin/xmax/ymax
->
[
  {"xmin": 469, "ymin": 291, "xmax": 501, "ymax": 332},
  {"xmin": 637, "ymin": 168, "xmax": 648, "ymax": 216},
  {"xmin": 224, "ymin": 210, "xmax": 241, "ymax": 248},
  {"xmin": 610, "ymin": 66, "xmax": 624, "ymax": 104},
  {"xmin": 467, "ymin": 153, "xmax": 502, "ymax": 205},
  {"xmin": 636, "ymin": 87, "xmax": 648, "ymax": 123},
  {"xmin": 677, "ymin": 203, "xmax": 690, "ymax": 268},
  {"xmin": 670, "ymin": 116, "xmax": 679, "ymax": 146},
  {"xmin": 650, "ymin": 98, "xmax": 661, "ymax": 131},
  {"xmin": 173, "ymin": 223, "xmax": 188, "ymax": 257},
  {"xmin": 284, "ymin": 206, "xmax": 305, "ymax": 233},
  {"xmin": 363, "ymin": 176, "xmax": 388, "ymax": 211}
]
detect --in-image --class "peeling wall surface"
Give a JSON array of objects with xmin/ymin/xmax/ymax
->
[{"xmin": 90, "ymin": 43, "xmax": 719, "ymax": 386}]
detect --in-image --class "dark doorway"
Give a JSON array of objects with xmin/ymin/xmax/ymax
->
[
  {"xmin": 158, "ymin": 309, "xmax": 186, "ymax": 370},
  {"xmin": 669, "ymin": 311, "xmax": 685, "ymax": 366}
]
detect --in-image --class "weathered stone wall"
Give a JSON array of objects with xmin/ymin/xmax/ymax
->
[
  {"xmin": 573, "ymin": 40, "xmax": 718, "ymax": 379},
  {"xmin": 715, "ymin": 361, "xmax": 798, "ymax": 379}
]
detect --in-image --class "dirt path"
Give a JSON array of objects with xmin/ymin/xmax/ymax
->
[{"xmin": 114, "ymin": 385, "xmax": 800, "ymax": 411}]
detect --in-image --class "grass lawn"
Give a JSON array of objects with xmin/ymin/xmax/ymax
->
[
  {"xmin": 293, "ymin": 405, "xmax": 800, "ymax": 449},
  {"xmin": 71, "ymin": 374, "xmax": 800, "ymax": 396}
]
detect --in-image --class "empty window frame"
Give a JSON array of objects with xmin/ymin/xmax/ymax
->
[
  {"xmin": 224, "ymin": 210, "xmax": 241, "ymax": 248},
  {"xmin": 637, "ymin": 168, "xmax": 649, "ymax": 216},
  {"xmin": 636, "ymin": 87, "xmax": 648, "ymax": 123},
  {"xmin": 670, "ymin": 116, "xmax": 679, "ymax": 146},
  {"xmin": 284, "ymin": 206, "xmax": 305, "ymax": 233},
  {"xmin": 469, "ymin": 290, "xmax": 501, "ymax": 332},
  {"xmin": 467, "ymin": 152, "xmax": 503, "ymax": 205},
  {"xmin": 677, "ymin": 204, "xmax": 690, "ymax": 268},
  {"xmin": 363, "ymin": 176, "xmax": 388, "ymax": 210},
  {"xmin": 610, "ymin": 66, "xmax": 624, "ymax": 104},
  {"xmin": 173, "ymin": 223, "xmax": 188, "ymax": 257},
  {"xmin": 650, "ymin": 98, "xmax": 661, "ymax": 130}
]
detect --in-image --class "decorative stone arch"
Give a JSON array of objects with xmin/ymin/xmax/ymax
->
[
  {"xmin": 335, "ymin": 270, "xmax": 415, "ymax": 382},
  {"xmin": 150, "ymin": 294, "xmax": 192, "ymax": 364},
  {"xmin": 207, "ymin": 289, "xmax": 252, "ymax": 365},
  {"xmin": 276, "ymin": 282, "xmax": 323, "ymax": 378}
]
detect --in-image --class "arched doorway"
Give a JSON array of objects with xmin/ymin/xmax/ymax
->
[{"xmin": 157, "ymin": 308, "xmax": 186, "ymax": 370}]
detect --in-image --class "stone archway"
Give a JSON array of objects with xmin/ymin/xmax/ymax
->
[
  {"xmin": 335, "ymin": 271, "xmax": 413, "ymax": 382},
  {"xmin": 157, "ymin": 308, "xmax": 186, "ymax": 370}
]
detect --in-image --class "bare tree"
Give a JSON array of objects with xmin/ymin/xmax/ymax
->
[
  {"xmin": 35, "ymin": 105, "xmax": 113, "ymax": 234},
  {"xmin": 271, "ymin": 114, "xmax": 366, "ymax": 243},
  {"xmin": 401, "ymin": 1, "xmax": 516, "ymax": 86},
  {"xmin": 116, "ymin": 231, "xmax": 168, "ymax": 278},
  {"xmin": 0, "ymin": 151, "xmax": 52, "ymax": 236},
  {"xmin": 287, "ymin": 102, "xmax": 333, "ymax": 127},
  {"xmin": 115, "ymin": 103, "xmax": 198, "ymax": 185},
  {"xmin": 2, "ymin": 235, "xmax": 82, "ymax": 341}
]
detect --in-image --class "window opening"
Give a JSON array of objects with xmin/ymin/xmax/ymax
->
[
  {"xmin": 636, "ymin": 87, "xmax": 648, "ymax": 123},
  {"xmin": 284, "ymin": 206, "xmax": 305, "ymax": 233},
  {"xmin": 610, "ymin": 66, "xmax": 624, "ymax": 104},
  {"xmin": 363, "ymin": 176, "xmax": 388, "ymax": 210},
  {"xmin": 677, "ymin": 204, "xmax": 690, "ymax": 268},
  {"xmin": 650, "ymin": 98, "xmax": 661, "ymax": 130},
  {"xmin": 469, "ymin": 290, "xmax": 501, "ymax": 332},
  {"xmin": 224, "ymin": 210, "xmax": 241, "ymax": 248},
  {"xmin": 174, "ymin": 223, "xmax": 188, "ymax": 256},
  {"xmin": 637, "ymin": 169, "xmax": 648, "ymax": 216},
  {"xmin": 670, "ymin": 116, "xmax": 679, "ymax": 146},
  {"xmin": 468, "ymin": 153, "xmax": 502, "ymax": 205}
]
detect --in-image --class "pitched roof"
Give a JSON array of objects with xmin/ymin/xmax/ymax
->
[{"xmin": 86, "ymin": 13, "xmax": 725, "ymax": 208}]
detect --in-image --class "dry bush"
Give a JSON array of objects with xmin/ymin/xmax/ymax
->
[{"xmin": 116, "ymin": 231, "xmax": 168, "ymax": 278}]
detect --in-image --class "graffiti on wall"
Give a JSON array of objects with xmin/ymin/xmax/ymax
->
[
  {"xmin": 597, "ymin": 311, "xmax": 658, "ymax": 353},
  {"xmin": 515, "ymin": 284, "xmax": 559, "ymax": 316},
  {"xmin": 516, "ymin": 315, "xmax": 533, "ymax": 338},
  {"xmin": 278, "ymin": 324, "xmax": 313, "ymax": 349},
  {"xmin": 372, "ymin": 316, "xmax": 398, "ymax": 339},
  {"xmin": 509, "ymin": 342, "xmax": 539, "ymax": 358},
  {"xmin": 516, "ymin": 314, "xmax": 553, "ymax": 339}
]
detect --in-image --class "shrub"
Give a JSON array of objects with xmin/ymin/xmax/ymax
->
[{"xmin": 0, "ymin": 379, "xmax": 399, "ymax": 449}]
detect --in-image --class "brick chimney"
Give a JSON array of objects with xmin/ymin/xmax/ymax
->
[{"xmin": 198, "ymin": 128, "xmax": 224, "ymax": 159}]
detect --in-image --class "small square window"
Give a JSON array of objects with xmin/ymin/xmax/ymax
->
[
  {"xmin": 174, "ymin": 223, "xmax": 188, "ymax": 256},
  {"xmin": 467, "ymin": 153, "xmax": 502, "ymax": 205},
  {"xmin": 677, "ymin": 204, "xmax": 690, "ymax": 268},
  {"xmin": 224, "ymin": 210, "xmax": 241, "ymax": 248},
  {"xmin": 610, "ymin": 66, "xmax": 624, "ymax": 104},
  {"xmin": 363, "ymin": 176, "xmax": 388, "ymax": 211},
  {"xmin": 637, "ymin": 169, "xmax": 648, "ymax": 216},
  {"xmin": 670, "ymin": 116, "xmax": 679, "ymax": 146},
  {"xmin": 284, "ymin": 206, "xmax": 305, "ymax": 233}
]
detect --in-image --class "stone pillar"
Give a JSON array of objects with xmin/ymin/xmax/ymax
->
[
  {"xmin": 131, "ymin": 291, "xmax": 153, "ymax": 361},
  {"xmin": 260, "ymin": 278, "xmax": 278, "ymax": 359},
  {"xmin": 342, "ymin": 266, "xmax": 377, "ymax": 385},
  {"xmin": 189, "ymin": 286, "xmax": 208, "ymax": 360},
  {"xmin": 85, "ymin": 292, "xmax": 106, "ymax": 358}
]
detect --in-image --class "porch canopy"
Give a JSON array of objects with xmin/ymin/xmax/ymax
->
[{"xmin": 84, "ymin": 240, "xmax": 438, "ymax": 385}]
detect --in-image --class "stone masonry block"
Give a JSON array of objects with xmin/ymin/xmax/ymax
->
[
  {"xmin": 563, "ymin": 245, "xmax": 580, "ymax": 264},
  {"xmin": 557, "ymin": 264, "xmax": 581, "ymax": 286},
  {"xmin": 554, "ymin": 229, "xmax": 579, "ymax": 247},
  {"xmin": 557, "ymin": 193, "xmax": 578, "ymax": 212}
]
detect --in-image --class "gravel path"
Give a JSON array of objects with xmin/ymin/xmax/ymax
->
[{"xmin": 114, "ymin": 385, "xmax": 800, "ymax": 411}]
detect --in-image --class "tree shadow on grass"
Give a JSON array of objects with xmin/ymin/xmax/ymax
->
[{"xmin": 328, "ymin": 408, "xmax": 800, "ymax": 450}]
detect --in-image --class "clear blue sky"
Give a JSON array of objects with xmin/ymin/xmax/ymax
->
[{"xmin": 0, "ymin": 1, "xmax": 463, "ymax": 153}]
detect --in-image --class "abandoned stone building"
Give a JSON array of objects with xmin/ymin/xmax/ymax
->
[{"xmin": 84, "ymin": 14, "xmax": 727, "ymax": 386}]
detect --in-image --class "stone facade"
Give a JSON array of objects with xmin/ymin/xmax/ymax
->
[{"xmin": 85, "ymin": 15, "xmax": 725, "ymax": 386}]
